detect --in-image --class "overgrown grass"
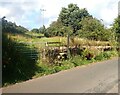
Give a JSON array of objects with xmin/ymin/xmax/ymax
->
[
  {"xmin": 8, "ymin": 32, "xmax": 114, "ymax": 49},
  {"xmin": 2, "ymin": 33, "xmax": 39, "ymax": 87},
  {"xmin": 94, "ymin": 50, "xmax": 118, "ymax": 61},
  {"xmin": 70, "ymin": 37, "xmax": 111, "ymax": 46}
]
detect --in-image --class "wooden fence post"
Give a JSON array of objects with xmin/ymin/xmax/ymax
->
[{"xmin": 67, "ymin": 34, "xmax": 70, "ymax": 58}]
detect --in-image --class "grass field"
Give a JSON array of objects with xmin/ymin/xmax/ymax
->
[{"xmin": 8, "ymin": 32, "xmax": 114, "ymax": 49}]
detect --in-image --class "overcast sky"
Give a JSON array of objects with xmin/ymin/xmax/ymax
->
[{"xmin": 0, "ymin": 0, "xmax": 119, "ymax": 30}]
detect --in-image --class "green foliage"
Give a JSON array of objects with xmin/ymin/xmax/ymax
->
[
  {"xmin": 95, "ymin": 50, "xmax": 118, "ymax": 61},
  {"xmin": 45, "ymin": 20, "xmax": 72, "ymax": 37},
  {"xmin": 71, "ymin": 56, "xmax": 83, "ymax": 66},
  {"xmin": 39, "ymin": 25, "xmax": 46, "ymax": 34},
  {"xmin": 78, "ymin": 17, "xmax": 115, "ymax": 41},
  {"xmin": 25, "ymin": 32, "xmax": 44, "ymax": 38},
  {"xmin": 2, "ymin": 17, "xmax": 28, "ymax": 33},
  {"xmin": 45, "ymin": 3, "xmax": 116, "ymax": 42},
  {"xmin": 2, "ymin": 33, "xmax": 38, "ymax": 86},
  {"xmin": 94, "ymin": 53, "xmax": 104, "ymax": 61},
  {"xmin": 45, "ymin": 20, "xmax": 64, "ymax": 37},
  {"xmin": 34, "ymin": 60, "xmax": 75, "ymax": 78},
  {"xmin": 102, "ymin": 52, "xmax": 111, "ymax": 59},
  {"xmin": 63, "ymin": 61, "xmax": 74, "ymax": 69},
  {"xmin": 59, "ymin": 3, "xmax": 90, "ymax": 33},
  {"xmin": 30, "ymin": 26, "xmax": 46, "ymax": 35},
  {"xmin": 31, "ymin": 28, "xmax": 39, "ymax": 33},
  {"xmin": 112, "ymin": 16, "xmax": 120, "ymax": 41},
  {"xmin": 81, "ymin": 49, "xmax": 95, "ymax": 60},
  {"xmin": 109, "ymin": 50, "xmax": 118, "ymax": 57}
]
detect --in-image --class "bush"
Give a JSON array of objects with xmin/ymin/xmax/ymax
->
[
  {"xmin": 109, "ymin": 51, "xmax": 118, "ymax": 57},
  {"xmin": 94, "ymin": 51, "xmax": 116, "ymax": 61},
  {"xmin": 53, "ymin": 66, "xmax": 62, "ymax": 73},
  {"xmin": 82, "ymin": 49, "xmax": 95, "ymax": 60},
  {"xmin": 71, "ymin": 56, "xmax": 83, "ymax": 66},
  {"xmin": 102, "ymin": 52, "xmax": 111, "ymax": 59},
  {"xmin": 61, "ymin": 60, "xmax": 75, "ymax": 69},
  {"xmin": 94, "ymin": 53, "xmax": 104, "ymax": 61}
]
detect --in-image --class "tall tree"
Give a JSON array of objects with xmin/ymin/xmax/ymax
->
[
  {"xmin": 112, "ymin": 16, "xmax": 120, "ymax": 41},
  {"xmin": 59, "ymin": 3, "xmax": 90, "ymax": 34},
  {"xmin": 39, "ymin": 25, "xmax": 46, "ymax": 34},
  {"xmin": 78, "ymin": 16, "xmax": 114, "ymax": 41}
]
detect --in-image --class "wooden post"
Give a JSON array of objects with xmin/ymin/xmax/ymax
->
[
  {"xmin": 67, "ymin": 34, "xmax": 70, "ymax": 58},
  {"xmin": 43, "ymin": 42, "xmax": 48, "ymax": 59},
  {"xmin": 67, "ymin": 34, "xmax": 69, "ymax": 49}
]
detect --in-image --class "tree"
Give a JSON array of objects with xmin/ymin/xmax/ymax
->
[
  {"xmin": 31, "ymin": 28, "xmax": 39, "ymax": 33},
  {"xmin": 78, "ymin": 16, "xmax": 114, "ymax": 41},
  {"xmin": 45, "ymin": 20, "xmax": 72, "ymax": 37},
  {"xmin": 59, "ymin": 3, "xmax": 90, "ymax": 34},
  {"xmin": 2, "ymin": 17, "xmax": 28, "ymax": 33},
  {"xmin": 39, "ymin": 25, "xmax": 46, "ymax": 34},
  {"xmin": 16, "ymin": 25, "xmax": 28, "ymax": 33},
  {"xmin": 112, "ymin": 16, "xmax": 120, "ymax": 41}
]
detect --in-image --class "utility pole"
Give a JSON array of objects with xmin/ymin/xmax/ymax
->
[
  {"xmin": 40, "ymin": 9, "xmax": 46, "ymax": 26},
  {"xmin": 40, "ymin": 9, "xmax": 46, "ymax": 59},
  {"xmin": 118, "ymin": 1, "xmax": 120, "ymax": 16}
]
